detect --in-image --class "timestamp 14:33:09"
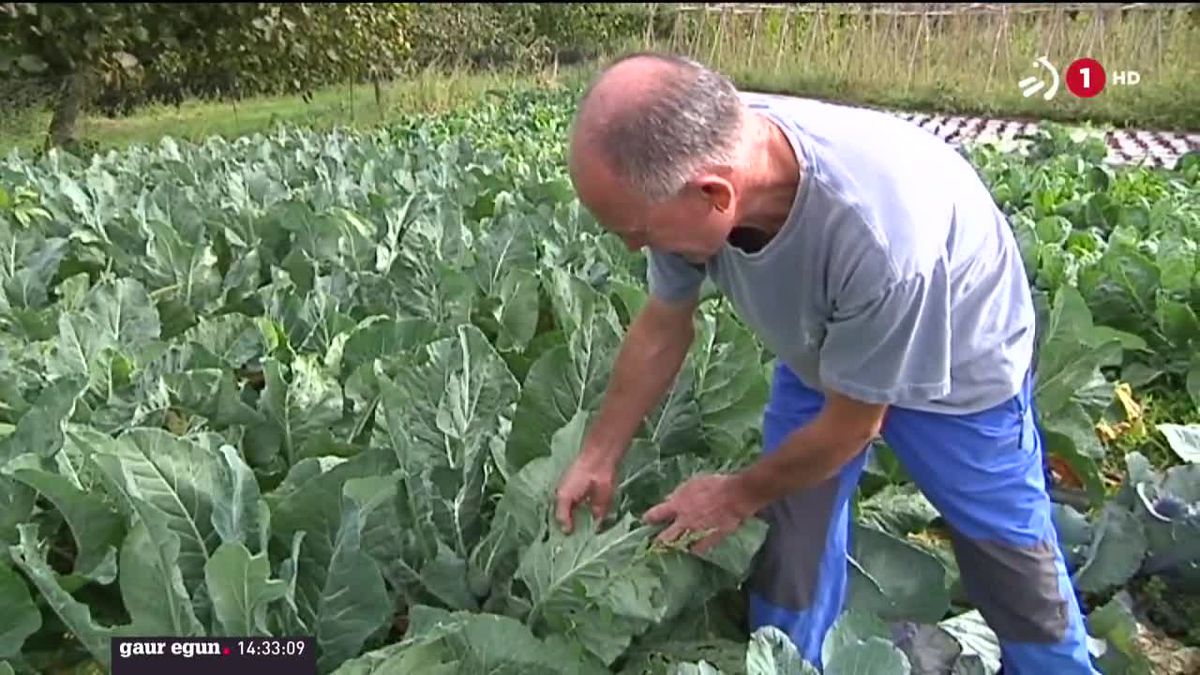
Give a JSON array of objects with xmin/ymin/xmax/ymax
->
[{"xmin": 235, "ymin": 638, "xmax": 308, "ymax": 656}]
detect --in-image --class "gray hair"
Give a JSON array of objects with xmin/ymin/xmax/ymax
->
[{"xmin": 577, "ymin": 52, "xmax": 745, "ymax": 202}]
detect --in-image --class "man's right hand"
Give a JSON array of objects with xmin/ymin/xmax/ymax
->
[
  {"xmin": 555, "ymin": 449, "xmax": 620, "ymax": 533},
  {"xmin": 552, "ymin": 294, "xmax": 699, "ymax": 534}
]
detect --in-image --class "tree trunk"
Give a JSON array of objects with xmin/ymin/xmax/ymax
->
[
  {"xmin": 373, "ymin": 76, "xmax": 384, "ymax": 114},
  {"xmin": 46, "ymin": 71, "xmax": 87, "ymax": 151}
]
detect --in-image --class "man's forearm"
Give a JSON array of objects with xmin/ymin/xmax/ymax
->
[
  {"xmin": 731, "ymin": 419, "xmax": 871, "ymax": 515},
  {"xmin": 583, "ymin": 313, "xmax": 693, "ymax": 462}
]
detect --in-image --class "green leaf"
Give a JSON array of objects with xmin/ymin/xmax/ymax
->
[
  {"xmin": 8, "ymin": 524, "xmax": 115, "ymax": 670},
  {"xmin": 46, "ymin": 277, "xmax": 162, "ymax": 388},
  {"xmin": 494, "ymin": 268, "xmax": 540, "ymax": 353},
  {"xmin": 1072, "ymin": 504, "xmax": 1148, "ymax": 594},
  {"xmin": 418, "ymin": 542, "xmax": 478, "ymax": 611},
  {"xmin": 856, "ymin": 485, "xmax": 939, "ymax": 537},
  {"xmin": 9, "ymin": 466, "xmax": 124, "ymax": 583},
  {"xmin": 1053, "ymin": 503, "xmax": 1093, "ymax": 568},
  {"xmin": 0, "ymin": 477, "xmax": 34, "ymax": 546},
  {"xmin": 341, "ymin": 473, "xmax": 460, "ymax": 611},
  {"xmin": 822, "ymin": 610, "xmax": 892, "ymax": 666},
  {"xmin": 1156, "ymin": 294, "xmax": 1200, "ymax": 357},
  {"xmin": 82, "ymin": 428, "xmax": 222, "ymax": 606},
  {"xmin": 16, "ymin": 54, "xmax": 47, "ymax": 73},
  {"xmin": 1035, "ymin": 286, "xmax": 1122, "ymax": 418},
  {"xmin": 331, "ymin": 640, "xmax": 458, "ymax": 675},
  {"xmin": 0, "ymin": 561, "xmax": 41, "ymax": 659},
  {"xmin": 824, "ymin": 638, "xmax": 911, "ymax": 675},
  {"xmin": 139, "ymin": 215, "xmax": 222, "ymax": 330},
  {"xmin": 398, "ymin": 605, "xmax": 609, "ymax": 674},
  {"xmin": 1157, "ymin": 424, "xmax": 1200, "ymax": 463},
  {"xmin": 1041, "ymin": 421, "xmax": 1107, "ymax": 506},
  {"xmin": 518, "ymin": 509, "xmax": 657, "ymax": 665},
  {"xmin": 313, "ymin": 482, "xmax": 394, "ymax": 673},
  {"xmin": 692, "ymin": 517, "xmax": 769, "ymax": 581},
  {"xmin": 609, "ymin": 280, "xmax": 647, "ymax": 325},
  {"xmin": 204, "ymin": 541, "xmax": 288, "ymax": 637},
  {"xmin": 621, "ymin": 634, "xmax": 749, "ymax": 675},
  {"xmin": 0, "ymin": 232, "xmax": 68, "ymax": 313},
  {"xmin": 1155, "ymin": 230, "xmax": 1196, "ymax": 295},
  {"xmin": 0, "ymin": 376, "xmax": 88, "ymax": 463},
  {"xmin": 210, "ymin": 445, "xmax": 270, "ymax": 555},
  {"xmin": 180, "ymin": 314, "xmax": 268, "ymax": 371},
  {"xmin": 746, "ymin": 626, "xmax": 816, "ymax": 674},
  {"xmin": 376, "ymin": 324, "xmax": 519, "ymax": 553},
  {"xmin": 1087, "ymin": 593, "xmax": 1153, "ymax": 675},
  {"xmin": 469, "ymin": 410, "xmax": 590, "ymax": 599},
  {"xmin": 506, "ymin": 275, "xmax": 621, "ymax": 470},
  {"xmin": 646, "ymin": 363, "xmax": 703, "ymax": 457},
  {"xmin": 1188, "ymin": 353, "xmax": 1200, "ymax": 409},
  {"xmin": 259, "ymin": 355, "xmax": 344, "ymax": 466},
  {"xmin": 268, "ymin": 449, "xmax": 396, "ymax": 632},
  {"xmin": 1077, "ymin": 230, "xmax": 1160, "ymax": 334},
  {"xmin": 118, "ymin": 509, "xmax": 205, "ymax": 636},
  {"xmin": 689, "ymin": 310, "xmax": 769, "ymax": 459},
  {"xmin": 335, "ymin": 316, "xmax": 438, "ymax": 381},
  {"xmin": 1044, "ymin": 400, "xmax": 1107, "ymax": 461},
  {"xmin": 939, "ymin": 611, "xmax": 1001, "ymax": 675},
  {"xmin": 847, "ymin": 526, "xmax": 950, "ymax": 623}
]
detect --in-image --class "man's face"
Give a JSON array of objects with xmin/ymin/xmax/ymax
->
[{"xmin": 570, "ymin": 149, "xmax": 737, "ymax": 263}]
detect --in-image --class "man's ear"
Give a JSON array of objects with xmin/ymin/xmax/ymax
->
[{"xmin": 695, "ymin": 175, "xmax": 735, "ymax": 214}]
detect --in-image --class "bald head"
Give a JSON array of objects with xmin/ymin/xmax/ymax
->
[{"xmin": 570, "ymin": 52, "xmax": 745, "ymax": 202}]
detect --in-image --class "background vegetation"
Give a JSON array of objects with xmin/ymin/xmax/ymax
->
[{"xmin": 2, "ymin": 3, "xmax": 1197, "ymax": 155}]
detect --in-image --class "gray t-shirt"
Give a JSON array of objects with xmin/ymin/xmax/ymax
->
[{"xmin": 647, "ymin": 93, "xmax": 1036, "ymax": 415}]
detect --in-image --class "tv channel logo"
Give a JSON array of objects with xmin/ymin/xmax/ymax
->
[
  {"xmin": 1020, "ymin": 56, "xmax": 1139, "ymax": 100},
  {"xmin": 1018, "ymin": 56, "xmax": 1060, "ymax": 100}
]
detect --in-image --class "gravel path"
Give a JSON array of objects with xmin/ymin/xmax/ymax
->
[
  {"xmin": 744, "ymin": 92, "xmax": 1199, "ymax": 168},
  {"xmin": 890, "ymin": 111, "xmax": 1200, "ymax": 168}
]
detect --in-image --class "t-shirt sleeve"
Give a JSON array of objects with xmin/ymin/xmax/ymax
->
[
  {"xmin": 818, "ymin": 260, "xmax": 952, "ymax": 405},
  {"xmin": 646, "ymin": 248, "xmax": 706, "ymax": 303}
]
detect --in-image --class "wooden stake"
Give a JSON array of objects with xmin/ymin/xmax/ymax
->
[
  {"xmin": 671, "ymin": 6, "xmax": 685, "ymax": 53},
  {"xmin": 804, "ymin": 6, "xmax": 823, "ymax": 79},
  {"xmin": 690, "ymin": 4, "xmax": 705, "ymax": 57},
  {"xmin": 892, "ymin": 13, "xmax": 902, "ymax": 86},
  {"xmin": 644, "ymin": 3, "xmax": 657, "ymax": 50},
  {"xmin": 1156, "ymin": 9, "xmax": 1164, "ymax": 73},
  {"xmin": 986, "ymin": 6, "xmax": 1007, "ymax": 93},
  {"xmin": 907, "ymin": 12, "xmax": 928, "ymax": 89},
  {"xmin": 709, "ymin": 5, "xmax": 728, "ymax": 66},
  {"xmin": 775, "ymin": 6, "xmax": 792, "ymax": 75}
]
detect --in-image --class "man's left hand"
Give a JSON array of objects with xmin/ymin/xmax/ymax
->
[{"xmin": 642, "ymin": 473, "xmax": 758, "ymax": 554}]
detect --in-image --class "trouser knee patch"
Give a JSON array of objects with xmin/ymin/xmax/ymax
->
[
  {"xmin": 748, "ymin": 476, "xmax": 841, "ymax": 611},
  {"xmin": 948, "ymin": 530, "xmax": 1069, "ymax": 643}
]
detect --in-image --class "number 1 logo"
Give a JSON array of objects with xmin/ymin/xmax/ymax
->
[
  {"xmin": 1018, "ymin": 56, "xmax": 1060, "ymax": 100},
  {"xmin": 1066, "ymin": 58, "xmax": 1106, "ymax": 97}
]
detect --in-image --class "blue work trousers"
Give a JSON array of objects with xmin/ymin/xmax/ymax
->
[{"xmin": 748, "ymin": 362, "xmax": 1097, "ymax": 674}]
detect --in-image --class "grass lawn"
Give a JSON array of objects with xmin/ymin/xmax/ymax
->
[
  {"xmin": 3, "ymin": 29, "xmax": 1197, "ymax": 158},
  {"xmin": 0, "ymin": 66, "xmax": 594, "ymax": 155}
]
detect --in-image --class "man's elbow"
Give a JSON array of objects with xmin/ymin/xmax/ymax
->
[
  {"xmin": 834, "ymin": 422, "xmax": 880, "ymax": 456},
  {"xmin": 817, "ymin": 392, "xmax": 888, "ymax": 454}
]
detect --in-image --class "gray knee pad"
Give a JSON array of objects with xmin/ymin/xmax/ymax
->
[
  {"xmin": 948, "ymin": 530, "xmax": 1069, "ymax": 643},
  {"xmin": 748, "ymin": 476, "xmax": 843, "ymax": 611}
]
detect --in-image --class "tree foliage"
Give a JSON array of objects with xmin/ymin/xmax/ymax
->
[{"xmin": 0, "ymin": 3, "xmax": 416, "ymax": 146}]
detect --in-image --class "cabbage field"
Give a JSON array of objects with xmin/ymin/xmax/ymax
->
[{"xmin": 0, "ymin": 89, "xmax": 1197, "ymax": 675}]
